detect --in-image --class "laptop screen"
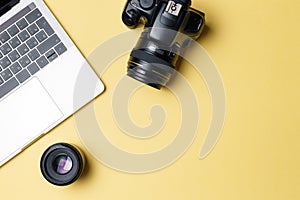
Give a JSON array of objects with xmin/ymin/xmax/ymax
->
[{"xmin": 0, "ymin": 0, "xmax": 19, "ymax": 16}]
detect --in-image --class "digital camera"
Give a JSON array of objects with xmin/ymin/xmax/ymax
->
[{"xmin": 122, "ymin": 0, "xmax": 205, "ymax": 89}]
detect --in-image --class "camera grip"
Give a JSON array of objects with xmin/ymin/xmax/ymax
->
[
  {"xmin": 182, "ymin": 8, "xmax": 205, "ymax": 39},
  {"xmin": 122, "ymin": 9, "xmax": 141, "ymax": 28}
]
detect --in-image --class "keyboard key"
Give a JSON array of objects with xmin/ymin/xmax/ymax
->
[
  {"xmin": 45, "ymin": 49, "xmax": 58, "ymax": 62},
  {"xmin": 26, "ymin": 37, "xmax": 38, "ymax": 49},
  {"xmin": 10, "ymin": 62, "xmax": 22, "ymax": 74},
  {"xmin": 25, "ymin": 8, "xmax": 42, "ymax": 23},
  {"xmin": 35, "ymin": 30, "xmax": 47, "ymax": 42},
  {"xmin": 0, "ymin": 77, "xmax": 3, "ymax": 85},
  {"xmin": 8, "ymin": 50, "xmax": 20, "ymax": 62},
  {"xmin": 18, "ymin": 30, "xmax": 30, "ymax": 42},
  {"xmin": 54, "ymin": 43, "xmax": 67, "ymax": 55},
  {"xmin": 28, "ymin": 49, "xmax": 40, "ymax": 61},
  {"xmin": 9, "ymin": 36, "xmax": 21, "ymax": 48},
  {"xmin": 0, "ymin": 57, "xmax": 11, "ymax": 69},
  {"xmin": 19, "ymin": 55, "xmax": 31, "ymax": 68},
  {"xmin": 45, "ymin": 49, "xmax": 55, "ymax": 58},
  {"xmin": 37, "ymin": 34, "xmax": 60, "ymax": 55},
  {"xmin": 16, "ymin": 69, "xmax": 30, "ymax": 83},
  {"xmin": 17, "ymin": 43, "xmax": 29, "ymax": 56},
  {"xmin": 36, "ymin": 56, "xmax": 49, "ymax": 68},
  {"xmin": 36, "ymin": 17, "xmax": 54, "ymax": 36},
  {"xmin": 0, "ymin": 77, "xmax": 19, "ymax": 98},
  {"xmin": 1, "ymin": 68, "xmax": 13, "ymax": 81},
  {"xmin": 0, "ymin": 5, "xmax": 31, "ymax": 38},
  {"xmin": 7, "ymin": 25, "xmax": 20, "ymax": 37},
  {"xmin": 0, "ymin": 31, "xmax": 11, "ymax": 43},
  {"xmin": 27, "ymin": 23, "xmax": 39, "ymax": 35},
  {"xmin": 27, "ymin": 62, "xmax": 39, "ymax": 75},
  {"xmin": 0, "ymin": 43, "xmax": 12, "ymax": 55},
  {"xmin": 16, "ymin": 18, "xmax": 28, "ymax": 30}
]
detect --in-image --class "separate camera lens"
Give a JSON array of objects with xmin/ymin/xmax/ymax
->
[
  {"xmin": 40, "ymin": 143, "xmax": 85, "ymax": 186},
  {"xmin": 52, "ymin": 155, "xmax": 73, "ymax": 175}
]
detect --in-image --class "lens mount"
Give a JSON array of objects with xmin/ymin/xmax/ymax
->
[{"xmin": 40, "ymin": 143, "xmax": 85, "ymax": 186}]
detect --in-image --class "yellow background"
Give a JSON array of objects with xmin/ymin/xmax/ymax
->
[{"xmin": 0, "ymin": 0, "xmax": 299, "ymax": 199}]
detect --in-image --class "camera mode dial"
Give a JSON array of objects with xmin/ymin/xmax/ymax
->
[{"xmin": 139, "ymin": 0, "xmax": 155, "ymax": 10}]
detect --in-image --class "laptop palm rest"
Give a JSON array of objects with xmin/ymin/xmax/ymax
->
[{"xmin": 0, "ymin": 77, "xmax": 63, "ymax": 165}]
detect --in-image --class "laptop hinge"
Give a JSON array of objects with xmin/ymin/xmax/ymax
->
[{"xmin": 0, "ymin": 0, "xmax": 20, "ymax": 17}]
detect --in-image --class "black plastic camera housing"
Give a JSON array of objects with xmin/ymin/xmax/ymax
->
[{"xmin": 122, "ymin": 0, "xmax": 205, "ymax": 89}]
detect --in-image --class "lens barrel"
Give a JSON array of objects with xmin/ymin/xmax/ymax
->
[
  {"xmin": 127, "ymin": 31, "xmax": 180, "ymax": 89},
  {"xmin": 40, "ymin": 143, "xmax": 85, "ymax": 186},
  {"xmin": 127, "ymin": 49, "xmax": 176, "ymax": 89}
]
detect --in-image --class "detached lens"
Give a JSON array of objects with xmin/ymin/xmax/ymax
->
[{"xmin": 40, "ymin": 143, "xmax": 85, "ymax": 186}]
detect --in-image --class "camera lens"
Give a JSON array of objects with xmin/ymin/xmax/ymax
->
[
  {"xmin": 127, "ymin": 31, "xmax": 179, "ymax": 89},
  {"xmin": 40, "ymin": 143, "xmax": 85, "ymax": 186},
  {"xmin": 127, "ymin": 50, "xmax": 176, "ymax": 89}
]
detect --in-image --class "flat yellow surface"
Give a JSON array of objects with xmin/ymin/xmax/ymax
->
[{"xmin": 0, "ymin": 0, "xmax": 300, "ymax": 199}]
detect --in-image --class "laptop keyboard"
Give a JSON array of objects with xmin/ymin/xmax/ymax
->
[{"xmin": 0, "ymin": 3, "xmax": 67, "ymax": 99}]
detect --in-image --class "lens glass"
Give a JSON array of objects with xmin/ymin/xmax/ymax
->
[{"xmin": 52, "ymin": 155, "xmax": 73, "ymax": 175}]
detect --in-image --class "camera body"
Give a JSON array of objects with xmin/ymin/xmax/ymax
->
[{"xmin": 122, "ymin": 0, "xmax": 205, "ymax": 89}]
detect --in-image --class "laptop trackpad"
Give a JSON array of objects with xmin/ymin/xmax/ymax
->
[{"xmin": 0, "ymin": 78, "xmax": 63, "ymax": 162}]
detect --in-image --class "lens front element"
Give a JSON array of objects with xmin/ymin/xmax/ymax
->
[{"xmin": 53, "ymin": 155, "xmax": 73, "ymax": 175}]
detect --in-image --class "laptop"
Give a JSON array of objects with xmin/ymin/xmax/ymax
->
[{"xmin": 0, "ymin": 0, "xmax": 105, "ymax": 166}]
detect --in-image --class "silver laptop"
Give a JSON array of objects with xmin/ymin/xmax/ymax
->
[{"xmin": 0, "ymin": 0, "xmax": 105, "ymax": 166}]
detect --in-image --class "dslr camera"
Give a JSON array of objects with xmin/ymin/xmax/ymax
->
[{"xmin": 122, "ymin": 0, "xmax": 205, "ymax": 89}]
